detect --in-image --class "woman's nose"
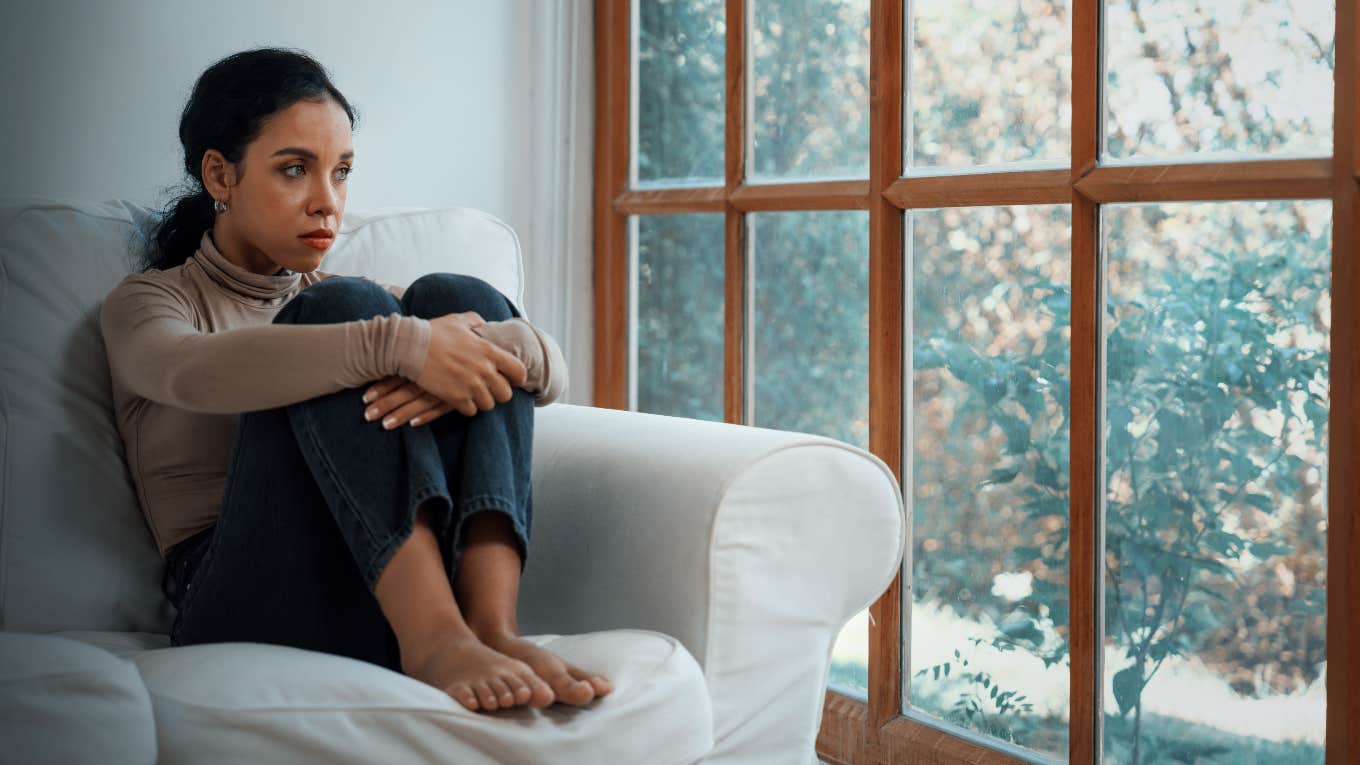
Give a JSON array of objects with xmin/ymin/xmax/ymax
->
[{"xmin": 310, "ymin": 178, "xmax": 341, "ymax": 217}]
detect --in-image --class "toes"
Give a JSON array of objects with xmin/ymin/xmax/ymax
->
[
  {"xmin": 449, "ymin": 683, "xmax": 480, "ymax": 711},
  {"xmin": 568, "ymin": 666, "xmax": 611, "ymax": 698},
  {"xmin": 549, "ymin": 669, "xmax": 595, "ymax": 706},
  {"xmin": 587, "ymin": 673, "xmax": 613, "ymax": 696},
  {"xmin": 489, "ymin": 677, "xmax": 517, "ymax": 708},
  {"xmin": 503, "ymin": 656, "xmax": 554, "ymax": 708},
  {"xmin": 473, "ymin": 681, "xmax": 499, "ymax": 711},
  {"xmin": 526, "ymin": 674, "xmax": 556, "ymax": 708},
  {"xmin": 505, "ymin": 674, "xmax": 534, "ymax": 705}
]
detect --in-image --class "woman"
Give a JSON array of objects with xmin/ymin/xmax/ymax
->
[{"xmin": 98, "ymin": 47, "xmax": 611, "ymax": 713}]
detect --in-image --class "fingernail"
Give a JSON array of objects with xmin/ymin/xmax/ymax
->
[
  {"xmin": 365, "ymin": 408, "xmax": 377, "ymax": 421},
  {"xmin": 410, "ymin": 416, "xmax": 423, "ymax": 426},
  {"xmin": 383, "ymin": 417, "xmax": 395, "ymax": 429},
  {"xmin": 362, "ymin": 392, "xmax": 373, "ymax": 403}
]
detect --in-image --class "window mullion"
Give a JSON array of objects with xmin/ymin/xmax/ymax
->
[
  {"xmin": 594, "ymin": 0, "xmax": 631, "ymax": 411},
  {"xmin": 867, "ymin": 0, "xmax": 906, "ymax": 738},
  {"xmin": 1326, "ymin": 1, "xmax": 1358, "ymax": 763},
  {"xmin": 724, "ymin": 0, "xmax": 748, "ymax": 426},
  {"xmin": 1070, "ymin": 0, "xmax": 1103, "ymax": 763}
]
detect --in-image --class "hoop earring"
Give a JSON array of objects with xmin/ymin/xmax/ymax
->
[{"xmin": 213, "ymin": 198, "xmax": 229, "ymax": 214}]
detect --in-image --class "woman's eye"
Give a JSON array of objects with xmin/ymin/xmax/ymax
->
[{"xmin": 282, "ymin": 165, "xmax": 351, "ymax": 181}]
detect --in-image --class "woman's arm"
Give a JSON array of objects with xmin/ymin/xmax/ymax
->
[
  {"xmin": 99, "ymin": 275, "xmax": 430, "ymax": 414},
  {"xmin": 368, "ymin": 276, "xmax": 568, "ymax": 405}
]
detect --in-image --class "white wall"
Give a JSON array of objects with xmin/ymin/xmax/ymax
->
[
  {"xmin": 0, "ymin": 0, "xmax": 595, "ymax": 404},
  {"xmin": 0, "ymin": 0, "xmax": 533, "ymax": 229}
]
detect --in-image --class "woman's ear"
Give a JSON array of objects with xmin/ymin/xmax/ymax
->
[{"xmin": 200, "ymin": 149, "xmax": 237, "ymax": 201}]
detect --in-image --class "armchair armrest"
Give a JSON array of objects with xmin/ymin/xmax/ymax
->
[{"xmin": 519, "ymin": 404, "xmax": 905, "ymax": 765}]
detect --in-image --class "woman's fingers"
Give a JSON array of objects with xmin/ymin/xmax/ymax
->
[
  {"xmin": 488, "ymin": 344, "xmax": 528, "ymax": 388},
  {"xmin": 445, "ymin": 382, "xmax": 492, "ymax": 418},
  {"xmin": 362, "ymin": 375, "xmax": 405, "ymax": 407},
  {"xmin": 474, "ymin": 381, "xmax": 497, "ymax": 412},
  {"xmin": 376, "ymin": 390, "xmax": 445, "ymax": 429},
  {"xmin": 364, "ymin": 380, "xmax": 425, "ymax": 425},
  {"xmin": 410, "ymin": 401, "xmax": 456, "ymax": 427},
  {"xmin": 487, "ymin": 368, "xmax": 514, "ymax": 403}
]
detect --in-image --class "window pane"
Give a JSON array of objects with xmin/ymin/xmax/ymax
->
[
  {"xmin": 750, "ymin": 211, "xmax": 869, "ymax": 449},
  {"xmin": 909, "ymin": 0, "xmax": 1071, "ymax": 169},
  {"xmin": 831, "ymin": 609, "xmax": 871, "ymax": 700},
  {"xmin": 634, "ymin": 0, "xmax": 726, "ymax": 185},
  {"xmin": 907, "ymin": 206, "xmax": 1072, "ymax": 757},
  {"xmin": 750, "ymin": 210, "xmax": 870, "ymax": 698},
  {"xmin": 1102, "ymin": 201, "xmax": 1329, "ymax": 762},
  {"xmin": 1103, "ymin": 0, "xmax": 1334, "ymax": 162},
  {"xmin": 632, "ymin": 214, "xmax": 726, "ymax": 419},
  {"xmin": 749, "ymin": 0, "xmax": 870, "ymax": 181}
]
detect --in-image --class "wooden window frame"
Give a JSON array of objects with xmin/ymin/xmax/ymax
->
[{"xmin": 593, "ymin": 1, "xmax": 1359, "ymax": 762}]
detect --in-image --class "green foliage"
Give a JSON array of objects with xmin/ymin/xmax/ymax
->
[
  {"xmin": 916, "ymin": 201, "xmax": 1329, "ymax": 762},
  {"xmin": 636, "ymin": 0, "xmax": 725, "ymax": 183},
  {"xmin": 635, "ymin": 215, "xmax": 727, "ymax": 419},
  {"xmin": 915, "ymin": 645, "xmax": 1037, "ymax": 735}
]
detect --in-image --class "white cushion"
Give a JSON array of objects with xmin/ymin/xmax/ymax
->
[
  {"xmin": 0, "ymin": 198, "xmax": 169, "ymax": 634},
  {"xmin": 0, "ymin": 631, "xmax": 157, "ymax": 764},
  {"xmin": 53, "ymin": 628, "xmax": 711, "ymax": 765},
  {"xmin": 328, "ymin": 206, "xmax": 527, "ymax": 317},
  {"xmin": 0, "ymin": 196, "xmax": 524, "ymax": 633}
]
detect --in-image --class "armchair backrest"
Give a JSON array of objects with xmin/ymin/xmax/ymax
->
[{"xmin": 0, "ymin": 196, "xmax": 524, "ymax": 633}]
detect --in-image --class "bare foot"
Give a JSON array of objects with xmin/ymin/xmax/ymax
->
[
  {"xmin": 478, "ymin": 631, "xmax": 614, "ymax": 707},
  {"xmin": 402, "ymin": 633, "xmax": 556, "ymax": 712}
]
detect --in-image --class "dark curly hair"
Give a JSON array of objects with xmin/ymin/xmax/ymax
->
[{"xmin": 141, "ymin": 47, "xmax": 360, "ymax": 272}]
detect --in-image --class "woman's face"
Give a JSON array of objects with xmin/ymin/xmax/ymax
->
[{"xmin": 204, "ymin": 97, "xmax": 354, "ymax": 276}]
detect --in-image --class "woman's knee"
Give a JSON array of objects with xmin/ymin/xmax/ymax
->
[
  {"xmin": 401, "ymin": 272, "xmax": 520, "ymax": 322},
  {"xmin": 274, "ymin": 276, "xmax": 401, "ymax": 325}
]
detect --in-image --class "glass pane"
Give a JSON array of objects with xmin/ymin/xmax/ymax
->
[
  {"xmin": 907, "ymin": 206, "xmax": 1072, "ymax": 757},
  {"xmin": 1102, "ymin": 201, "xmax": 1329, "ymax": 763},
  {"xmin": 634, "ymin": 0, "xmax": 726, "ymax": 185},
  {"xmin": 749, "ymin": 0, "xmax": 870, "ymax": 181},
  {"xmin": 749, "ymin": 210, "xmax": 870, "ymax": 698},
  {"xmin": 750, "ymin": 211, "xmax": 869, "ymax": 449},
  {"xmin": 632, "ymin": 214, "xmax": 726, "ymax": 419},
  {"xmin": 1103, "ymin": 0, "xmax": 1334, "ymax": 162},
  {"xmin": 831, "ymin": 609, "xmax": 870, "ymax": 700},
  {"xmin": 909, "ymin": 0, "xmax": 1072, "ymax": 169}
]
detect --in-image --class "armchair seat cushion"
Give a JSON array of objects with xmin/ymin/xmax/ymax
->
[
  {"xmin": 0, "ymin": 631, "xmax": 157, "ymax": 764},
  {"xmin": 47, "ymin": 628, "xmax": 711, "ymax": 765}
]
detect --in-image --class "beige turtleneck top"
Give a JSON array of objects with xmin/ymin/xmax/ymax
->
[{"xmin": 99, "ymin": 229, "xmax": 566, "ymax": 558}]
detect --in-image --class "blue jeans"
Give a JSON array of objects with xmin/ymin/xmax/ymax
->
[{"xmin": 164, "ymin": 273, "xmax": 535, "ymax": 672}]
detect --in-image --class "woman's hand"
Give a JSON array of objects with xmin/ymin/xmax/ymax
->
[
  {"xmin": 363, "ymin": 310, "xmax": 527, "ymax": 425},
  {"xmin": 417, "ymin": 311, "xmax": 528, "ymax": 418},
  {"xmin": 361, "ymin": 375, "xmax": 453, "ymax": 429}
]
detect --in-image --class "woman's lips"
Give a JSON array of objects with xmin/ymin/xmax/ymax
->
[{"xmin": 299, "ymin": 235, "xmax": 334, "ymax": 250}]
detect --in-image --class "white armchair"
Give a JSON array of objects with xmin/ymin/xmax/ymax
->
[{"xmin": 0, "ymin": 196, "xmax": 906, "ymax": 765}]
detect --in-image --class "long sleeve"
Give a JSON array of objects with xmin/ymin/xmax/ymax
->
[
  {"xmin": 472, "ymin": 318, "xmax": 569, "ymax": 406},
  {"xmin": 99, "ymin": 275, "xmax": 431, "ymax": 415}
]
